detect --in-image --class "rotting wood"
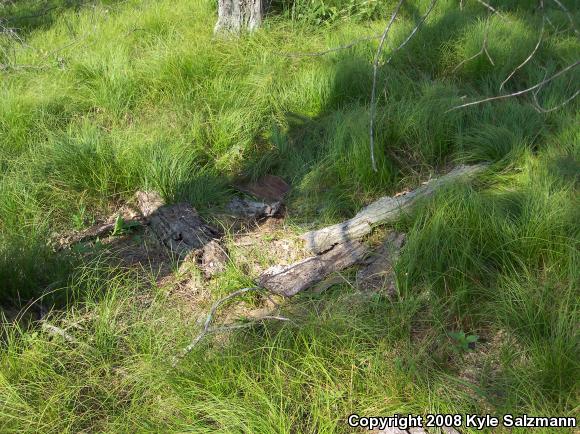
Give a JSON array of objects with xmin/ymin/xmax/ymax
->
[
  {"xmin": 200, "ymin": 240, "xmax": 228, "ymax": 278},
  {"xmin": 234, "ymin": 174, "xmax": 290, "ymax": 201},
  {"xmin": 302, "ymin": 164, "xmax": 486, "ymax": 254},
  {"xmin": 356, "ymin": 231, "xmax": 406, "ymax": 295},
  {"xmin": 226, "ymin": 196, "xmax": 282, "ymax": 219},
  {"xmin": 136, "ymin": 191, "xmax": 220, "ymax": 257},
  {"xmin": 258, "ymin": 240, "xmax": 367, "ymax": 297}
]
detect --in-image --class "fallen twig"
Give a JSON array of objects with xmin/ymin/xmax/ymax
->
[
  {"xmin": 452, "ymin": 13, "xmax": 495, "ymax": 74},
  {"xmin": 370, "ymin": 0, "xmax": 405, "ymax": 172},
  {"xmin": 174, "ymin": 287, "xmax": 260, "ymax": 364},
  {"xmin": 448, "ymin": 59, "xmax": 580, "ymax": 111},
  {"xmin": 533, "ymin": 88, "xmax": 580, "ymax": 113},
  {"xmin": 499, "ymin": 16, "xmax": 545, "ymax": 92},
  {"xmin": 551, "ymin": 0, "xmax": 579, "ymax": 36}
]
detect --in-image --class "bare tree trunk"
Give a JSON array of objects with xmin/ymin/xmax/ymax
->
[{"xmin": 214, "ymin": 0, "xmax": 263, "ymax": 34}]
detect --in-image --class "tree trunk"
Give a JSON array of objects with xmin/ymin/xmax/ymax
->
[{"xmin": 214, "ymin": 0, "xmax": 263, "ymax": 34}]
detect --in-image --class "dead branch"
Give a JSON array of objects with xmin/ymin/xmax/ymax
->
[
  {"xmin": 370, "ymin": 0, "xmax": 405, "ymax": 172},
  {"xmin": 302, "ymin": 164, "xmax": 486, "ymax": 254},
  {"xmin": 448, "ymin": 59, "xmax": 580, "ymax": 111},
  {"xmin": 499, "ymin": 16, "xmax": 545, "ymax": 92},
  {"xmin": 473, "ymin": 0, "xmax": 506, "ymax": 19},
  {"xmin": 452, "ymin": 13, "xmax": 495, "ymax": 74},
  {"xmin": 174, "ymin": 286, "xmax": 260, "ymax": 364},
  {"xmin": 551, "ymin": 0, "xmax": 579, "ymax": 36},
  {"xmin": 384, "ymin": 0, "xmax": 438, "ymax": 66},
  {"xmin": 283, "ymin": 0, "xmax": 437, "ymax": 60},
  {"xmin": 533, "ymin": 87, "xmax": 580, "ymax": 113}
]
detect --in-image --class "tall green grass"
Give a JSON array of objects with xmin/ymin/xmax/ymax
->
[{"xmin": 0, "ymin": 0, "xmax": 578, "ymax": 431}]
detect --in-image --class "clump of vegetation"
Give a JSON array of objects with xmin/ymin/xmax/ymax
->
[{"xmin": 0, "ymin": 0, "xmax": 578, "ymax": 432}]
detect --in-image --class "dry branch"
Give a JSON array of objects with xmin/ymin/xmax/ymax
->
[
  {"xmin": 302, "ymin": 164, "xmax": 486, "ymax": 254},
  {"xmin": 448, "ymin": 59, "xmax": 580, "ymax": 111},
  {"xmin": 258, "ymin": 240, "xmax": 367, "ymax": 297},
  {"xmin": 499, "ymin": 16, "xmax": 545, "ymax": 92},
  {"xmin": 370, "ymin": 0, "xmax": 405, "ymax": 172},
  {"xmin": 452, "ymin": 12, "xmax": 495, "ymax": 74},
  {"xmin": 551, "ymin": 0, "xmax": 579, "ymax": 36},
  {"xmin": 174, "ymin": 286, "xmax": 292, "ymax": 365},
  {"xmin": 533, "ymin": 86, "xmax": 580, "ymax": 113}
]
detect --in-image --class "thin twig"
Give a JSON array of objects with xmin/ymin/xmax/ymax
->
[
  {"xmin": 533, "ymin": 89, "xmax": 580, "ymax": 112},
  {"xmin": 384, "ymin": 0, "xmax": 438, "ymax": 65},
  {"xmin": 474, "ymin": 0, "xmax": 502, "ymax": 17},
  {"xmin": 370, "ymin": 0, "xmax": 405, "ymax": 172},
  {"xmin": 551, "ymin": 0, "xmax": 579, "ymax": 36},
  {"xmin": 174, "ymin": 286, "xmax": 260, "ymax": 364},
  {"xmin": 533, "ymin": 75, "xmax": 580, "ymax": 113},
  {"xmin": 284, "ymin": 0, "xmax": 437, "ymax": 61},
  {"xmin": 452, "ymin": 14, "xmax": 495, "ymax": 73},
  {"xmin": 499, "ymin": 16, "xmax": 545, "ymax": 92},
  {"xmin": 448, "ymin": 59, "xmax": 580, "ymax": 111},
  {"xmin": 210, "ymin": 315, "xmax": 292, "ymax": 334}
]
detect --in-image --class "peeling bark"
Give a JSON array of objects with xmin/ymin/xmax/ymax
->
[{"xmin": 258, "ymin": 240, "xmax": 366, "ymax": 297}]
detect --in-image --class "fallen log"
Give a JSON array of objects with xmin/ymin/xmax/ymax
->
[
  {"xmin": 302, "ymin": 164, "xmax": 485, "ymax": 254},
  {"xmin": 258, "ymin": 240, "xmax": 366, "ymax": 297}
]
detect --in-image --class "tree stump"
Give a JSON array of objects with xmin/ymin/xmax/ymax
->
[{"xmin": 214, "ymin": 0, "xmax": 263, "ymax": 34}]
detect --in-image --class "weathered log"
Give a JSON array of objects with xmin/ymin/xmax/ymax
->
[
  {"xmin": 258, "ymin": 240, "xmax": 366, "ymax": 297},
  {"xmin": 302, "ymin": 164, "xmax": 486, "ymax": 254},
  {"xmin": 226, "ymin": 197, "xmax": 281, "ymax": 219},
  {"xmin": 136, "ymin": 191, "xmax": 220, "ymax": 257}
]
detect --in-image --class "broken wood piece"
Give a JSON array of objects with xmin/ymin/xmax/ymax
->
[
  {"xmin": 302, "ymin": 164, "xmax": 485, "ymax": 254},
  {"xmin": 135, "ymin": 191, "xmax": 220, "ymax": 257},
  {"xmin": 200, "ymin": 240, "xmax": 228, "ymax": 278},
  {"xmin": 226, "ymin": 197, "xmax": 282, "ymax": 219},
  {"xmin": 258, "ymin": 240, "xmax": 366, "ymax": 297},
  {"xmin": 356, "ymin": 231, "xmax": 406, "ymax": 295},
  {"xmin": 57, "ymin": 204, "xmax": 144, "ymax": 249},
  {"xmin": 41, "ymin": 322, "xmax": 77, "ymax": 344},
  {"xmin": 135, "ymin": 191, "xmax": 165, "ymax": 218},
  {"xmin": 58, "ymin": 222, "xmax": 115, "ymax": 248},
  {"xmin": 234, "ymin": 174, "xmax": 290, "ymax": 201}
]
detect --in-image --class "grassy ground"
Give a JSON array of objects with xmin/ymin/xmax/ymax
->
[{"xmin": 1, "ymin": 0, "xmax": 579, "ymax": 432}]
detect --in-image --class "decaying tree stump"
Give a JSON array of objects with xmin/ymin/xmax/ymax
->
[
  {"xmin": 136, "ymin": 191, "xmax": 220, "ymax": 257},
  {"xmin": 214, "ymin": 0, "xmax": 263, "ymax": 34},
  {"xmin": 302, "ymin": 164, "xmax": 486, "ymax": 254},
  {"xmin": 258, "ymin": 240, "xmax": 366, "ymax": 297}
]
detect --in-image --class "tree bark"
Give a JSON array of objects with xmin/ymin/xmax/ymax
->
[
  {"xmin": 214, "ymin": 0, "xmax": 263, "ymax": 34},
  {"xmin": 258, "ymin": 240, "xmax": 367, "ymax": 297}
]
